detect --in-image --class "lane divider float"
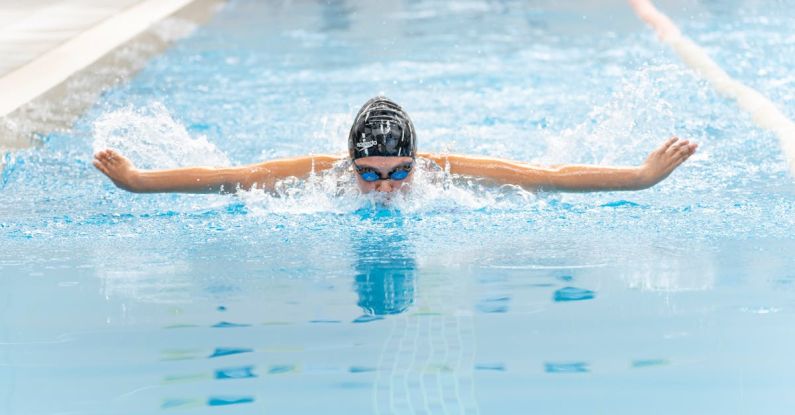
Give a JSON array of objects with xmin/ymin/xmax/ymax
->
[{"xmin": 629, "ymin": 0, "xmax": 795, "ymax": 177}]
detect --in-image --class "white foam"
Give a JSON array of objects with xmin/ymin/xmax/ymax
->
[
  {"xmin": 92, "ymin": 102, "xmax": 229, "ymax": 169},
  {"xmin": 541, "ymin": 64, "xmax": 683, "ymax": 165},
  {"xmin": 238, "ymin": 158, "xmax": 539, "ymax": 217}
]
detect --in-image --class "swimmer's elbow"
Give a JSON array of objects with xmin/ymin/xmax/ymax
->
[{"xmin": 240, "ymin": 166, "xmax": 274, "ymax": 191}]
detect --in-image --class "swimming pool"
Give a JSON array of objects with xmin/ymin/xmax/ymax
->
[{"xmin": 2, "ymin": 0, "xmax": 795, "ymax": 413}]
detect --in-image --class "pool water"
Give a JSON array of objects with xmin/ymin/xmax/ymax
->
[{"xmin": 2, "ymin": 0, "xmax": 795, "ymax": 413}]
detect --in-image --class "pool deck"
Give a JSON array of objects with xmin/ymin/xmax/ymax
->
[
  {"xmin": 0, "ymin": 0, "xmax": 143, "ymax": 80},
  {"xmin": 0, "ymin": 0, "xmax": 224, "ymax": 170}
]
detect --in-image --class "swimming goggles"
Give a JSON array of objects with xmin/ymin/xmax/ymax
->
[{"xmin": 354, "ymin": 162, "xmax": 413, "ymax": 182}]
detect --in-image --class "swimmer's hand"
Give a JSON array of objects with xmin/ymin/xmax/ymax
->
[
  {"xmin": 93, "ymin": 149, "xmax": 142, "ymax": 192},
  {"xmin": 638, "ymin": 136, "xmax": 698, "ymax": 187}
]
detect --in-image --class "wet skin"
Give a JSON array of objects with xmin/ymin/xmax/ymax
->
[{"xmin": 93, "ymin": 137, "xmax": 698, "ymax": 194}]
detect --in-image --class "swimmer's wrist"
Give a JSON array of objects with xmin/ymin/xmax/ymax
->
[
  {"xmin": 636, "ymin": 165, "xmax": 659, "ymax": 189},
  {"xmin": 125, "ymin": 169, "xmax": 146, "ymax": 192}
]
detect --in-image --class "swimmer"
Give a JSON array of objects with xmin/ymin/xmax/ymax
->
[{"xmin": 93, "ymin": 96, "xmax": 697, "ymax": 195}]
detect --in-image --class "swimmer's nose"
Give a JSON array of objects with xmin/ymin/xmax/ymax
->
[{"xmin": 375, "ymin": 180, "xmax": 395, "ymax": 193}]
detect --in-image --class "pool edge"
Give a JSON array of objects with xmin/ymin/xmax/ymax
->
[{"xmin": 0, "ymin": 0, "xmax": 228, "ymax": 172}]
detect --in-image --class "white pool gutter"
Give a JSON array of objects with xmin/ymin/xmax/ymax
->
[{"xmin": 0, "ymin": 0, "xmax": 226, "ymax": 171}]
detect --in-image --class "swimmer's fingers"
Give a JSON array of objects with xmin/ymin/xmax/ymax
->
[
  {"xmin": 94, "ymin": 149, "xmax": 120, "ymax": 161},
  {"xmin": 665, "ymin": 138, "xmax": 690, "ymax": 156},
  {"xmin": 660, "ymin": 136, "xmax": 679, "ymax": 152},
  {"xmin": 93, "ymin": 160, "xmax": 113, "ymax": 180},
  {"xmin": 676, "ymin": 143, "xmax": 698, "ymax": 162},
  {"xmin": 671, "ymin": 143, "xmax": 697, "ymax": 169},
  {"xmin": 647, "ymin": 137, "xmax": 681, "ymax": 163},
  {"xmin": 93, "ymin": 159, "xmax": 110, "ymax": 176},
  {"xmin": 651, "ymin": 136, "xmax": 679, "ymax": 157},
  {"xmin": 94, "ymin": 150, "xmax": 115, "ymax": 168},
  {"xmin": 675, "ymin": 142, "xmax": 697, "ymax": 156},
  {"xmin": 93, "ymin": 151, "xmax": 109, "ymax": 167},
  {"xmin": 103, "ymin": 149, "xmax": 119, "ymax": 165},
  {"xmin": 95, "ymin": 148, "xmax": 134, "ymax": 169},
  {"xmin": 640, "ymin": 139, "xmax": 696, "ymax": 185},
  {"xmin": 95, "ymin": 153, "xmax": 113, "ymax": 171}
]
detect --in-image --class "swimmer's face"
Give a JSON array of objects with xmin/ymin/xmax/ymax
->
[{"xmin": 353, "ymin": 156, "xmax": 415, "ymax": 194}]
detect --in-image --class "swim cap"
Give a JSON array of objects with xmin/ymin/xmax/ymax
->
[{"xmin": 348, "ymin": 97, "xmax": 416, "ymax": 160}]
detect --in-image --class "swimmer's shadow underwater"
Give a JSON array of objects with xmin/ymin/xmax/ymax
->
[{"xmin": 352, "ymin": 231, "xmax": 416, "ymax": 318}]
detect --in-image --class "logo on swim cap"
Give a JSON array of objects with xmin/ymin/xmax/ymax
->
[
  {"xmin": 348, "ymin": 96, "xmax": 416, "ymax": 160},
  {"xmin": 356, "ymin": 140, "xmax": 378, "ymax": 150}
]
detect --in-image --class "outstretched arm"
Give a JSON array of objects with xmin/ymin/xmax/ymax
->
[
  {"xmin": 423, "ymin": 137, "xmax": 697, "ymax": 192},
  {"xmin": 93, "ymin": 149, "xmax": 340, "ymax": 193}
]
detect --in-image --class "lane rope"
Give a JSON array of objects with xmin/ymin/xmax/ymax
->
[{"xmin": 629, "ymin": 0, "xmax": 795, "ymax": 177}]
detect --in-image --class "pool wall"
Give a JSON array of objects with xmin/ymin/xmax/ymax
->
[{"xmin": 0, "ymin": 0, "xmax": 226, "ymax": 171}]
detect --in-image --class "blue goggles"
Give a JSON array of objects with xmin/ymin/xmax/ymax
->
[{"xmin": 354, "ymin": 162, "xmax": 413, "ymax": 182}]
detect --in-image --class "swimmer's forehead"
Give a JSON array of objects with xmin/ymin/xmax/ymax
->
[{"xmin": 354, "ymin": 156, "xmax": 413, "ymax": 168}]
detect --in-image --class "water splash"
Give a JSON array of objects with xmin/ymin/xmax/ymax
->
[
  {"xmin": 236, "ymin": 157, "xmax": 540, "ymax": 217},
  {"xmin": 542, "ymin": 64, "xmax": 689, "ymax": 165},
  {"xmin": 92, "ymin": 102, "xmax": 229, "ymax": 169}
]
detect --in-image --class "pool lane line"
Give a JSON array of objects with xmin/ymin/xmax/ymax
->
[
  {"xmin": 0, "ymin": 0, "xmax": 218, "ymax": 118},
  {"xmin": 628, "ymin": 0, "xmax": 795, "ymax": 177}
]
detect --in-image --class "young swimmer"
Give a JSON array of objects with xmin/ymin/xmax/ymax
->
[{"xmin": 93, "ymin": 96, "xmax": 698, "ymax": 195}]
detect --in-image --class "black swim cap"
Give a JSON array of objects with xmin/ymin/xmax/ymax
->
[{"xmin": 348, "ymin": 97, "xmax": 416, "ymax": 160}]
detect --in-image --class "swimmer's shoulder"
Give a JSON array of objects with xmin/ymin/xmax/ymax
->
[
  {"xmin": 249, "ymin": 154, "xmax": 345, "ymax": 178},
  {"xmin": 416, "ymin": 152, "xmax": 444, "ymax": 167},
  {"xmin": 414, "ymin": 153, "xmax": 448, "ymax": 175},
  {"xmin": 310, "ymin": 154, "xmax": 346, "ymax": 169}
]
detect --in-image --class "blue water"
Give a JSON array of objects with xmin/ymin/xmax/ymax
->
[{"xmin": 2, "ymin": 0, "xmax": 795, "ymax": 414}]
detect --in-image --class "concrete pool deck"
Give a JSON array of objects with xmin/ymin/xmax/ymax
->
[{"xmin": 0, "ymin": 0, "xmax": 225, "ymax": 170}]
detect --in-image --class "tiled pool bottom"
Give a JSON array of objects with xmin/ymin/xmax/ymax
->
[{"xmin": 2, "ymin": 237, "xmax": 794, "ymax": 414}]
